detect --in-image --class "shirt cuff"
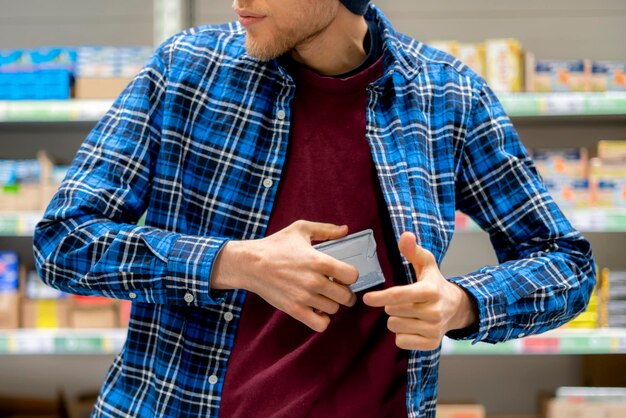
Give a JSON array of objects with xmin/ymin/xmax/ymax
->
[
  {"xmin": 446, "ymin": 270, "xmax": 509, "ymax": 344},
  {"xmin": 165, "ymin": 234, "xmax": 230, "ymax": 306}
]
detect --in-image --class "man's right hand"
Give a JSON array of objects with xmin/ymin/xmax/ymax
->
[{"xmin": 210, "ymin": 220, "xmax": 359, "ymax": 332}]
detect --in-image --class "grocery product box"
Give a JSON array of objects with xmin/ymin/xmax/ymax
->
[
  {"xmin": 21, "ymin": 270, "xmax": 70, "ymax": 328},
  {"xmin": 0, "ymin": 251, "xmax": 19, "ymax": 329},
  {"xmin": 543, "ymin": 178, "xmax": 591, "ymax": 209},
  {"xmin": 457, "ymin": 43, "xmax": 486, "ymax": 78},
  {"xmin": 548, "ymin": 399, "xmax": 626, "ymax": 418},
  {"xmin": 70, "ymin": 295, "xmax": 119, "ymax": 328},
  {"xmin": 0, "ymin": 47, "xmax": 75, "ymax": 100},
  {"xmin": 76, "ymin": 46, "xmax": 152, "ymax": 78},
  {"xmin": 528, "ymin": 59, "xmax": 591, "ymax": 92},
  {"xmin": 531, "ymin": 148, "xmax": 588, "ymax": 180},
  {"xmin": 592, "ymin": 61, "xmax": 626, "ymax": 92},
  {"xmin": 485, "ymin": 38, "xmax": 524, "ymax": 93},
  {"xmin": 598, "ymin": 140, "xmax": 626, "ymax": 161},
  {"xmin": 74, "ymin": 77, "xmax": 133, "ymax": 99},
  {"xmin": 119, "ymin": 300, "xmax": 132, "ymax": 328},
  {"xmin": 21, "ymin": 298, "xmax": 71, "ymax": 328},
  {"xmin": 436, "ymin": 403, "xmax": 486, "ymax": 418},
  {"xmin": 589, "ymin": 158, "xmax": 626, "ymax": 208}
]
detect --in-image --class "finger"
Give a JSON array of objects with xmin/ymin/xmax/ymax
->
[
  {"xmin": 318, "ymin": 279, "xmax": 357, "ymax": 307},
  {"xmin": 395, "ymin": 333, "xmax": 442, "ymax": 351},
  {"xmin": 398, "ymin": 232, "xmax": 437, "ymax": 275},
  {"xmin": 363, "ymin": 282, "xmax": 435, "ymax": 307},
  {"xmin": 387, "ymin": 316, "xmax": 440, "ymax": 339},
  {"xmin": 295, "ymin": 220, "xmax": 349, "ymax": 242},
  {"xmin": 309, "ymin": 294, "xmax": 341, "ymax": 316},
  {"xmin": 291, "ymin": 305, "xmax": 331, "ymax": 333},
  {"xmin": 316, "ymin": 253, "xmax": 359, "ymax": 286}
]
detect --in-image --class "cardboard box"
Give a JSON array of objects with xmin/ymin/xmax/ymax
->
[
  {"xmin": 436, "ymin": 404, "xmax": 486, "ymax": 418},
  {"xmin": 74, "ymin": 77, "xmax": 132, "ymax": 99},
  {"xmin": 529, "ymin": 59, "xmax": 591, "ymax": 92},
  {"xmin": 457, "ymin": 43, "xmax": 486, "ymax": 77},
  {"xmin": 547, "ymin": 399, "xmax": 626, "ymax": 418},
  {"xmin": 69, "ymin": 305, "xmax": 118, "ymax": 329},
  {"xmin": 485, "ymin": 38, "xmax": 524, "ymax": 93},
  {"xmin": 21, "ymin": 298, "xmax": 70, "ymax": 329},
  {"xmin": 119, "ymin": 300, "xmax": 132, "ymax": 328},
  {"xmin": 0, "ymin": 291, "xmax": 19, "ymax": 329},
  {"xmin": 0, "ymin": 251, "xmax": 20, "ymax": 329},
  {"xmin": 592, "ymin": 61, "xmax": 626, "ymax": 92}
]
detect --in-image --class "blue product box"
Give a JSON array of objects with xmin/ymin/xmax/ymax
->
[
  {"xmin": 533, "ymin": 59, "xmax": 590, "ymax": 92},
  {"xmin": 0, "ymin": 251, "xmax": 19, "ymax": 292},
  {"xmin": 592, "ymin": 61, "xmax": 626, "ymax": 92}
]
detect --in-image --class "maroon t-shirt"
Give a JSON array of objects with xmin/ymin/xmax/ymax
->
[{"xmin": 219, "ymin": 56, "xmax": 409, "ymax": 418}]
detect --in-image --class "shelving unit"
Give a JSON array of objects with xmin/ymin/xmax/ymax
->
[
  {"xmin": 1, "ymin": 1, "xmax": 625, "ymax": 417},
  {"xmin": 1, "ymin": 91, "xmax": 626, "ymax": 123},
  {"xmin": 1, "ymin": 328, "xmax": 624, "ymax": 356}
]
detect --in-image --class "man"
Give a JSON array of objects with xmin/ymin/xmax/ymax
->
[{"xmin": 33, "ymin": 0, "xmax": 595, "ymax": 417}]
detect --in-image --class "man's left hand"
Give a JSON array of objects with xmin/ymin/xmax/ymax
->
[{"xmin": 363, "ymin": 232, "xmax": 478, "ymax": 351}]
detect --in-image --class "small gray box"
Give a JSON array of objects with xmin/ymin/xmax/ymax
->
[{"xmin": 314, "ymin": 229, "xmax": 385, "ymax": 292}]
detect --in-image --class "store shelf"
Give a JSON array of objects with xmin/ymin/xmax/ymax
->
[
  {"xmin": 0, "ymin": 212, "xmax": 42, "ymax": 237},
  {"xmin": 442, "ymin": 328, "xmax": 626, "ymax": 355},
  {"xmin": 0, "ymin": 100, "xmax": 112, "ymax": 123},
  {"xmin": 499, "ymin": 92, "xmax": 626, "ymax": 117},
  {"xmin": 456, "ymin": 208, "xmax": 626, "ymax": 234},
  {"xmin": 0, "ymin": 329, "xmax": 126, "ymax": 355},
  {"xmin": 0, "ymin": 93, "xmax": 625, "ymax": 123},
  {"xmin": 1, "ymin": 328, "xmax": 624, "ymax": 355},
  {"xmin": 2, "ymin": 209, "xmax": 624, "ymax": 238}
]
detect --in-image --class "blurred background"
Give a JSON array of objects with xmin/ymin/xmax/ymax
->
[{"xmin": 0, "ymin": 1, "xmax": 625, "ymax": 417}]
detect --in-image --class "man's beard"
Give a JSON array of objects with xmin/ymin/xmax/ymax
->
[
  {"xmin": 245, "ymin": 24, "xmax": 328, "ymax": 62},
  {"xmin": 238, "ymin": 0, "xmax": 337, "ymax": 62}
]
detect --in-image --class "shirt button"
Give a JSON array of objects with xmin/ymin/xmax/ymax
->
[
  {"xmin": 224, "ymin": 312, "xmax": 234, "ymax": 322},
  {"xmin": 129, "ymin": 292, "xmax": 137, "ymax": 300},
  {"xmin": 184, "ymin": 292, "xmax": 195, "ymax": 303},
  {"xmin": 519, "ymin": 332, "xmax": 526, "ymax": 338},
  {"xmin": 276, "ymin": 109, "xmax": 286, "ymax": 120},
  {"xmin": 262, "ymin": 178, "xmax": 274, "ymax": 188},
  {"xmin": 208, "ymin": 375, "xmax": 219, "ymax": 385}
]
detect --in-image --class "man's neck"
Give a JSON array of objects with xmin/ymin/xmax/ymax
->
[{"xmin": 290, "ymin": 7, "xmax": 368, "ymax": 76}]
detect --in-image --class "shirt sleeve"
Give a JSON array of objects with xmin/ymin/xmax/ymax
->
[
  {"xmin": 33, "ymin": 43, "xmax": 229, "ymax": 307},
  {"xmin": 448, "ymin": 82, "xmax": 596, "ymax": 344}
]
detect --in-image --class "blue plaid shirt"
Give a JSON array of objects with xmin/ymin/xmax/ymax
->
[{"xmin": 34, "ymin": 6, "xmax": 595, "ymax": 418}]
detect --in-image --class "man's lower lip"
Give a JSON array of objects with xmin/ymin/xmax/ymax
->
[{"xmin": 239, "ymin": 16, "xmax": 265, "ymax": 27}]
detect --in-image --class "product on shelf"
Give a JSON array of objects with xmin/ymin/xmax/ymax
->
[
  {"xmin": 436, "ymin": 403, "xmax": 485, "ymax": 418},
  {"xmin": 531, "ymin": 147, "xmax": 591, "ymax": 209},
  {"xmin": 604, "ymin": 269, "xmax": 626, "ymax": 328},
  {"xmin": 589, "ymin": 158, "xmax": 626, "ymax": 208},
  {"xmin": 598, "ymin": 140, "xmax": 626, "ymax": 161},
  {"xmin": 548, "ymin": 387, "xmax": 626, "ymax": 418},
  {"xmin": 592, "ymin": 61, "xmax": 626, "ymax": 92},
  {"xmin": 456, "ymin": 43, "xmax": 486, "ymax": 78},
  {"xmin": 70, "ymin": 295, "xmax": 119, "ymax": 329},
  {"xmin": 21, "ymin": 270, "xmax": 70, "ymax": 329},
  {"xmin": 0, "ymin": 251, "xmax": 19, "ymax": 329},
  {"xmin": 484, "ymin": 38, "xmax": 524, "ymax": 93},
  {"xmin": 526, "ymin": 57, "xmax": 591, "ymax": 92},
  {"xmin": 0, "ymin": 151, "xmax": 65, "ymax": 213},
  {"xmin": 0, "ymin": 47, "xmax": 76, "ymax": 100},
  {"xmin": 75, "ymin": 46, "xmax": 153, "ymax": 99}
]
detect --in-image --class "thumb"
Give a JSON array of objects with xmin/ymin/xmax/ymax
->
[
  {"xmin": 295, "ymin": 220, "xmax": 349, "ymax": 242},
  {"xmin": 398, "ymin": 232, "xmax": 436, "ymax": 276}
]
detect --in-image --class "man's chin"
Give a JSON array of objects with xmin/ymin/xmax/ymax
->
[{"xmin": 245, "ymin": 37, "xmax": 288, "ymax": 62}]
